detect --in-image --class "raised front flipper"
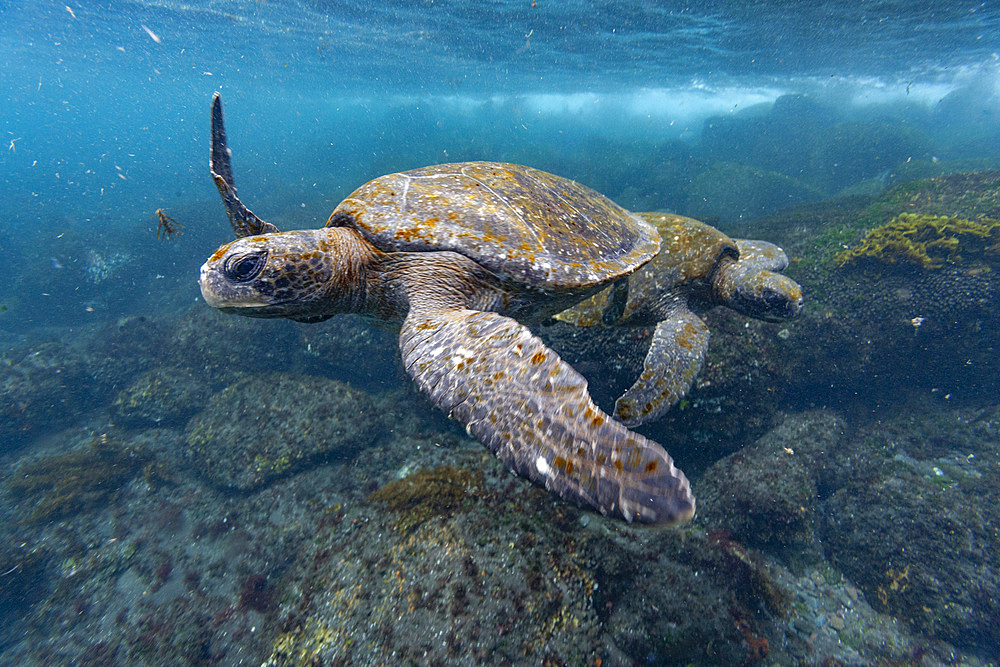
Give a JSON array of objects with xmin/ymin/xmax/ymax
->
[
  {"xmin": 733, "ymin": 239, "xmax": 789, "ymax": 272},
  {"xmin": 210, "ymin": 93, "xmax": 279, "ymax": 238},
  {"xmin": 613, "ymin": 303, "xmax": 709, "ymax": 427},
  {"xmin": 399, "ymin": 307, "xmax": 694, "ymax": 525}
]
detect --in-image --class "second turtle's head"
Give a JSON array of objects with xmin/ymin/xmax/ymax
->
[
  {"xmin": 199, "ymin": 227, "xmax": 369, "ymax": 322},
  {"xmin": 726, "ymin": 271, "xmax": 804, "ymax": 322},
  {"xmin": 714, "ymin": 240, "xmax": 804, "ymax": 322}
]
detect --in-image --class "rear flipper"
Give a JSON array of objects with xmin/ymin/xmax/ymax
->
[
  {"xmin": 399, "ymin": 306, "xmax": 694, "ymax": 525},
  {"xmin": 613, "ymin": 305, "xmax": 709, "ymax": 427}
]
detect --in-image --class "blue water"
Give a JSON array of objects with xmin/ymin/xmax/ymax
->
[
  {"xmin": 2, "ymin": 1, "xmax": 998, "ymax": 235},
  {"xmin": 2, "ymin": 2, "xmax": 1000, "ymax": 665}
]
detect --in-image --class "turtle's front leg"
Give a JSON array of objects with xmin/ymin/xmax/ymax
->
[
  {"xmin": 399, "ymin": 305, "xmax": 695, "ymax": 525},
  {"xmin": 613, "ymin": 305, "xmax": 709, "ymax": 427}
]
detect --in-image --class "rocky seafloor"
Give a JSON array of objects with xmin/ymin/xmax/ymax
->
[{"xmin": 1, "ymin": 171, "xmax": 999, "ymax": 665}]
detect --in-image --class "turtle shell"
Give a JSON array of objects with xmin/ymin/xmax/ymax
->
[
  {"xmin": 556, "ymin": 213, "xmax": 739, "ymax": 326},
  {"xmin": 326, "ymin": 162, "xmax": 659, "ymax": 291},
  {"xmin": 639, "ymin": 213, "xmax": 738, "ymax": 288}
]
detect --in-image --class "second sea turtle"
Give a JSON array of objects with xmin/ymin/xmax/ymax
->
[
  {"xmin": 197, "ymin": 94, "xmax": 695, "ymax": 525},
  {"xmin": 556, "ymin": 212, "xmax": 803, "ymax": 426}
]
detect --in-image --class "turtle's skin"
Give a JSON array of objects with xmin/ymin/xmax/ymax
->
[
  {"xmin": 556, "ymin": 212, "xmax": 803, "ymax": 427},
  {"xmin": 198, "ymin": 94, "xmax": 694, "ymax": 525}
]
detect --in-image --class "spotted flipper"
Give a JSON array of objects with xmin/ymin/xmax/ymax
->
[
  {"xmin": 210, "ymin": 93, "xmax": 279, "ymax": 238},
  {"xmin": 399, "ymin": 307, "xmax": 694, "ymax": 525},
  {"xmin": 614, "ymin": 302, "xmax": 709, "ymax": 427}
]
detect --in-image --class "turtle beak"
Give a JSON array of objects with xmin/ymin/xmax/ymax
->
[{"xmin": 199, "ymin": 262, "xmax": 223, "ymax": 308}]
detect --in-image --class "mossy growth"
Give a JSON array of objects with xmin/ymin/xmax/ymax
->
[
  {"xmin": 835, "ymin": 213, "xmax": 1000, "ymax": 269},
  {"xmin": 7, "ymin": 436, "xmax": 149, "ymax": 524},
  {"xmin": 367, "ymin": 465, "xmax": 484, "ymax": 533}
]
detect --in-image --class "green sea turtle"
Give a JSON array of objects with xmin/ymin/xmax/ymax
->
[
  {"xmin": 197, "ymin": 94, "xmax": 694, "ymax": 525},
  {"xmin": 556, "ymin": 212, "xmax": 803, "ymax": 427}
]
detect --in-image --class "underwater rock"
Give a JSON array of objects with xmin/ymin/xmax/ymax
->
[
  {"xmin": 0, "ymin": 342, "xmax": 92, "ymax": 448},
  {"xmin": 184, "ymin": 373, "xmax": 380, "ymax": 490},
  {"xmin": 112, "ymin": 366, "xmax": 211, "ymax": 427},
  {"xmin": 262, "ymin": 445, "xmax": 771, "ymax": 666},
  {"xmin": 700, "ymin": 94, "xmax": 840, "ymax": 180},
  {"xmin": 820, "ymin": 410, "xmax": 1000, "ymax": 654},
  {"xmin": 593, "ymin": 527, "xmax": 784, "ymax": 665},
  {"xmin": 165, "ymin": 308, "xmax": 298, "ymax": 387},
  {"xmin": 696, "ymin": 413, "xmax": 818, "ymax": 548},
  {"xmin": 540, "ymin": 308, "xmax": 795, "ymax": 467},
  {"xmin": 0, "ymin": 542, "xmax": 52, "ymax": 638},
  {"xmin": 685, "ymin": 161, "xmax": 823, "ymax": 223},
  {"xmin": 86, "ymin": 315, "xmax": 172, "ymax": 393},
  {"xmin": 753, "ymin": 410, "xmax": 849, "ymax": 497},
  {"xmin": 808, "ymin": 121, "xmax": 932, "ymax": 193},
  {"xmin": 933, "ymin": 80, "xmax": 1000, "ymax": 156}
]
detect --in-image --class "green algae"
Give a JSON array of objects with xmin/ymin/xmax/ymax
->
[
  {"xmin": 835, "ymin": 213, "xmax": 1000, "ymax": 269},
  {"xmin": 7, "ymin": 436, "xmax": 149, "ymax": 524},
  {"xmin": 367, "ymin": 465, "xmax": 484, "ymax": 533}
]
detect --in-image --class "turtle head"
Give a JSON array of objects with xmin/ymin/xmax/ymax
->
[
  {"xmin": 199, "ymin": 227, "xmax": 370, "ymax": 322},
  {"xmin": 723, "ymin": 270, "xmax": 804, "ymax": 322},
  {"xmin": 712, "ymin": 239, "xmax": 803, "ymax": 322}
]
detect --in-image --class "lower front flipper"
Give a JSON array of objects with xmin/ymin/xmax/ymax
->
[
  {"xmin": 400, "ymin": 307, "xmax": 695, "ymax": 525},
  {"xmin": 614, "ymin": 306, "xmax": 709, "ymax": 427}
]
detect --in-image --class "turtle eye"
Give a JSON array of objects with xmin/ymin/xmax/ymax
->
[{"xmin": 224, "ymin": 250, "xmax": 267, "ymax": 283}]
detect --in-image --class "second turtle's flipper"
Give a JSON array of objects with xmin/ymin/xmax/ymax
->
[
  {"xmin": 733, "ymin": 239, "xmax": 788, "ymax": 272},
  {"xmin": 210, "ymin": 93, "xmax": 278, "ymax": 238},
  {"xmin": 399, "ymin": 307, "xmax": 694, "ymax": 525},
  {"xmin": 614, "ymin": 306, "xmax": 709, "ymax": 427}
]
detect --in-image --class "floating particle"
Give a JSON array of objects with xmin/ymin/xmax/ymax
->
[{"xmin": 141, "ymin": 24, "xmax": 162, "ymax": 43}]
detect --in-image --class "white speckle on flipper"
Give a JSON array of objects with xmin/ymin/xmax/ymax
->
[
  {"xmin": 451, "ymin": 347, "xmax": 475, "ymax": 367},
  {"xmin": 535, "ymin": 456, "xmax": 552, "ymax": 477}
]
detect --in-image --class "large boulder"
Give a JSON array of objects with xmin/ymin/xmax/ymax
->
[{"xmin": 184, "ymin": 373, "xmax": 381, "ymax": 490}]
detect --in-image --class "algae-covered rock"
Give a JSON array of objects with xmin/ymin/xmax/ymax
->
[
  {"xmin": 112, "ymin": 366, "xmax": 211, "ymax": 427},
  {"xmin": 731, "ymin": 170, "xmax": 1000, "ymax": 409},
  {"xmin": 263, "ymin": 445, "xmax": 775, "ymax": 667},
  {"xmin": 6, "ymin": 436, "xmax": 149, "ymax": 524},
  {"xmin": 185, "ymin": 373, "xmax": 380, "ymax": 490},
  {"xmin": 835, "ymin": 212, "xmax": 1000, "ymax": 269},
  {"xmin": 368, "ymin": 465, "xmax": 484, "ymax": 533}
]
